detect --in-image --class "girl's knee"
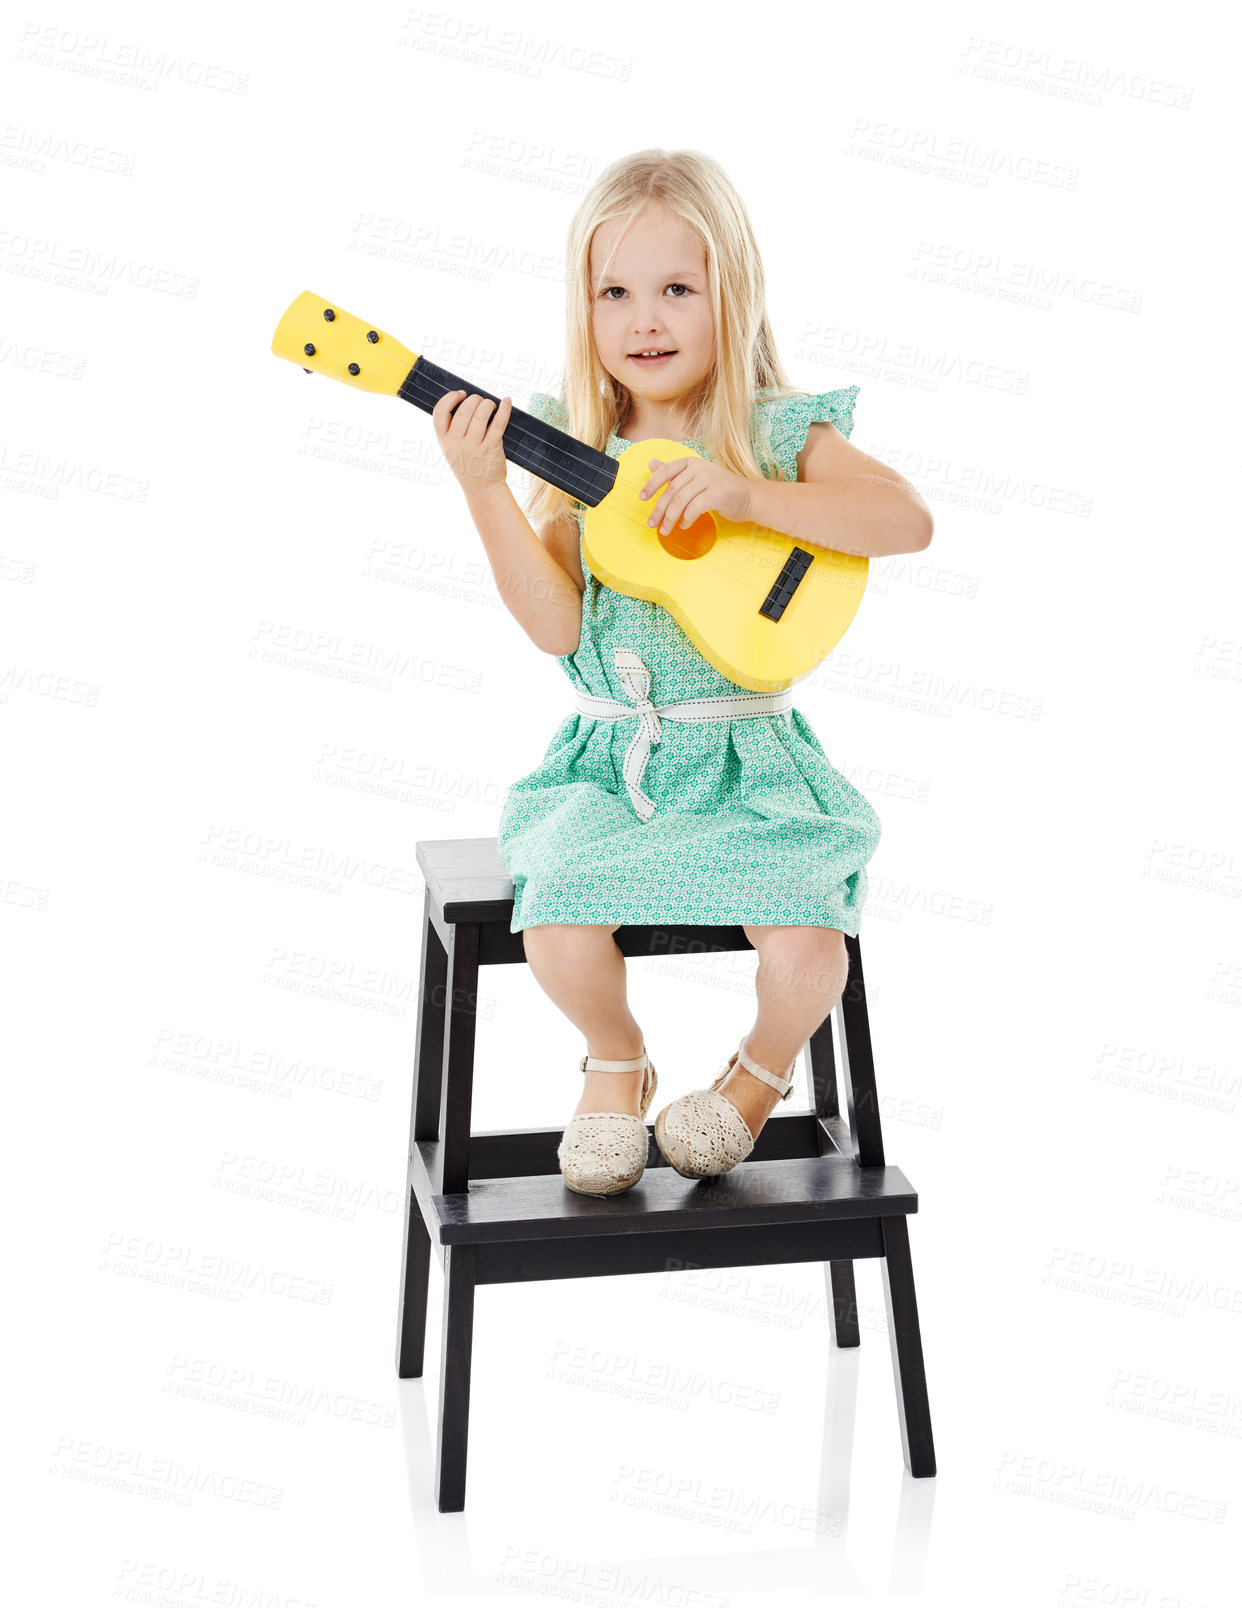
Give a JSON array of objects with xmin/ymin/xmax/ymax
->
[
  {"xmin": 522, "ymin": 922, "xmax": 620, "ymax": 961},
  {"xmin": 745, "ymin": 925, "xmax": 848, "ymax": 996},
  {"xmin": 744, "ymin": 923, "xmax": 845, "ymax": 959}
]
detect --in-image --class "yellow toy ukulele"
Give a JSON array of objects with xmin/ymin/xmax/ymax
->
[{"xmin": 271, "ymin": 291, "xmax": 868, "ymax": 693}]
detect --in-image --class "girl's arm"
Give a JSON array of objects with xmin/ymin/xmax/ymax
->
[
  {"xmin": 745, "ymin": 422, "xmax": 934, "ymax": 558},
  {"xmin": 433, "ymin": 390, "xmax": 583, "ymax": 657},
  {"xmin": 466, "ymin": 484, "xmax": 584, "ymax": 655}
]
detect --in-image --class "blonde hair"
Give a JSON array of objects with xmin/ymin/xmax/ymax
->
[{"xmin": 521, "ymin": 147, "xmax": 804, "ymax": 534}]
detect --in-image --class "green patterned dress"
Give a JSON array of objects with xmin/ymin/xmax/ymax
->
[{"xmin": 495, "ymin": 385, "xmax": 882, "ymax": 936}]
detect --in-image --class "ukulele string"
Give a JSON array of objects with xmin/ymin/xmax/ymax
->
[{"xmin": 400, "ymin": 372, "xmax": 609, "ymax": 505}]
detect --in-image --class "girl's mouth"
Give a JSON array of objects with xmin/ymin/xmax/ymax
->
[{"xmin": 629, "ymin": 351, "xmax": 677, "ymax": 367}]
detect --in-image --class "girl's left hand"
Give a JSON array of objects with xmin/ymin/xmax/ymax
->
[{"xmin": 639, "ymin": 456, "xmax": 752, "ymax": 533}]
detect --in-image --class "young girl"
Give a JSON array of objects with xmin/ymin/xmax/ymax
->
[{"xmin": 432, "ymin": 148, "xmax": 933, "ymax": 1198}]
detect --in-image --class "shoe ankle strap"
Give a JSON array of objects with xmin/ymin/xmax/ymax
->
[
  {"xmin": 581, "ymin": 1046, "xmax": 649, "ymax": 1074},
  {"xmin": 734, "ymin": 1036, "xmax": 796, "ymax": 1099}
]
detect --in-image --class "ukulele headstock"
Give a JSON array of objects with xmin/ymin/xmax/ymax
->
[{"xmin": 270, "ymin": 290, "xmax": 417, "ymax": 396}]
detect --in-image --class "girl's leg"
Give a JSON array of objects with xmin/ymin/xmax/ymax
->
[
  {"xmin": 718, "ymin": 925, "xmax": 851, "ymax": 1138},
  {"xmin": 521, "ymin": 923, "xmax": 648, "ymax": 1116}
]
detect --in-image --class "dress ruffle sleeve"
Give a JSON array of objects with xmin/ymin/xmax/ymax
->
[
  {"xmin": 526, "ymin": 390, "xmax": 570, "ymax": 429},
  {"xmin": 752, "ymin": 386, "xmax": 861, "ymax": 482}
]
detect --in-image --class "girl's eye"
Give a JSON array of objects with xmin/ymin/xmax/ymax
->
[{"xmin": 599, "ymin": 284, "xmax": 691, "ymax": 299}]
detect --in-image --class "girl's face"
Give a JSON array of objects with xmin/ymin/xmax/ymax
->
[{"xmin": 588, "ymin": 203, "xmax": 716, "ymax": 414}]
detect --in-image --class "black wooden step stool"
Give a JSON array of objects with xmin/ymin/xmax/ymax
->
[{"xmin": 396, "ymin": 837, "xmax": 936, "ymax": 1512}]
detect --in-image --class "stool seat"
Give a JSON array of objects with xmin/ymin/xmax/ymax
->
[{"xmin": 396, "ymin": 836, "xmax": 936, "ymax": 1511}]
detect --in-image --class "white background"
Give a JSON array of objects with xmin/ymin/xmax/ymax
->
[{"xmin": 3, "ymin": 2, "xmax": 1238, "ymax": 1604}]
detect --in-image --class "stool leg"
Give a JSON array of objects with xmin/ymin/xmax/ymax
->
[
  {"xmin": 808, "ymin": 1019, "xmax": 862, "ymax": 1349},
  {"xmin": 412, "ymin": 890, "xmax": 449, "ymax": 1146},
  {"xmin": 826, "ymin": 1260, "xmax": 861, "ymax": 1347},
  {"xmin": 879, "ymin": 1216, "xmax": 936, "ymax": 1476},
  {"xmin": 396, "ymin": 1195, "xmax": 432, "ymax": 1378},
  {"xmin": 396, "ymin": 891, "xmax": 448, "ymax": 1376},
  {"xmin": 435, "ymin": 1243, "xmax": 477, "ymax": 1512},
  {"xmin": 436, "ymin": 921, "xmax": 480, "ymax": 1195}
]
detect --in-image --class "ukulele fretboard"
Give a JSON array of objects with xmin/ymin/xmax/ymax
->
[{"xmin": 398, "ymin": 357, "xmax": 618, "ymax": 509}]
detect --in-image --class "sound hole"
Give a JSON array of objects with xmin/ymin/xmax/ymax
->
[{"xmin": 657, "ymin": 511, "xmax": 717, "ymax": 561}]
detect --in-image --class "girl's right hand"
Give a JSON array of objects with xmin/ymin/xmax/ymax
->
[{"xmin": 432, "ymin": 389, "xmax": 513, "ymax": 498}]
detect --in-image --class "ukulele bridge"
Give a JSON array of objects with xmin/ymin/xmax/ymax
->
[{"xmin": 759, "ymin": 545, "xmax": 814, "ymax": 622}]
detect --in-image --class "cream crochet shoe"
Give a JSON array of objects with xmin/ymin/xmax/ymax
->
[
  {"xmin": 557, "ymin": 1047, "xmax": 658, "ymax": 1198},
  {"xmin": 653, "ymin": 1035, "xmax": 796, "ymax": 1179}
]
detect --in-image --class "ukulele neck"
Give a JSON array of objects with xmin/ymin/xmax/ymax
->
[{"xmin": 398, "ymin": 356, "xmax": 617, "ymax": 510}]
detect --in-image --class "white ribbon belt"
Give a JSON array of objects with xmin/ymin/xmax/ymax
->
[{"xmin": 572, "ymin": 646, "xmax": 794, "ymax": 822}]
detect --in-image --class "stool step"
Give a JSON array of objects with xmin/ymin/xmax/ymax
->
[{"xmin": 423, "ymin": 1151, "xmax": 916, "ymax": 1246}]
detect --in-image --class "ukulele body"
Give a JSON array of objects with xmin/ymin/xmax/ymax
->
[{"xmin": 583, "ymin": 440, "xmax": 869, "ymax": 695}]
